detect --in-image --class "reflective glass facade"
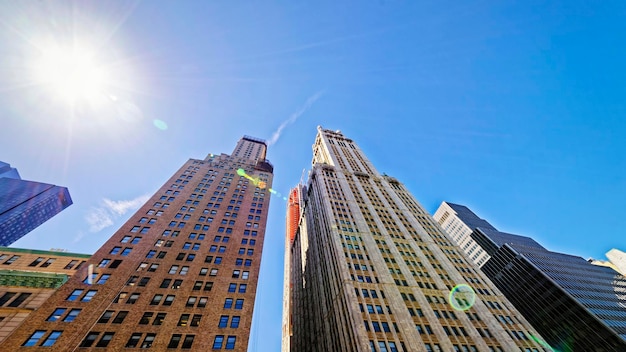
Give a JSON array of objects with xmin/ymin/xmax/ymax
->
[
  {"xmin": 0, "ymin": 178, "xmax": 72, "ymax": 246},
  {"xmin": 443, "ymin": 203, "xmax": 626, "ymax": 351}
]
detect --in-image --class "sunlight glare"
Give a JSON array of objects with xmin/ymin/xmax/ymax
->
[{"xmin": 35, "ymin": 44, "xmax": 109, "ymax": 104}]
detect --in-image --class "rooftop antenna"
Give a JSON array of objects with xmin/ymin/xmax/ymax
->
[{"xmin": 300, "ymin": 168, "xmax": 306, "ymax": 185}]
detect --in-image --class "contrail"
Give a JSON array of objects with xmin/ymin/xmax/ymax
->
[{"xmin": 267, "ymin": 90, "xmax": 324, "ymax": 146}]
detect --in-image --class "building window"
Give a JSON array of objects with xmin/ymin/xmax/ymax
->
[
  {"xmin": 41, "ymin": 331, "xmax": 62, "ymax": 347},
  {"xmin": 97, "ymin": 274, "xmax": 111, "ymax": 285},
  {"xmin": 164, "ymin": 295, "xmax": 175, "ymax": 306},
  {"xmin": 225, "ymin": 335, "xmax": 236, "ymax": 349},
  {"xmin": 82, "ymin": 290, "xmax": 97, "ymax": 302},
  {"xmin": 218, "ymin": 315, "xmax": 228, "ymax": 328},
  {"xmin": 150, "ymin": 295, "xmax": 163, "ymax": 305},
  {"xmin": 139, "ymin": 312, "xmax": 153, "ymax": 325},
  {"xmin": 110, "ymin": 247, "xmax": 121, "ymax": 255},
  {"xmin": 66, "ymin": 289, "xmax": 84, "ymax": 301},
  {"xmin": 153, "ymin": 313, "xmax": 166, "ymax": 325},
  {"xmin": 29, "ymin": 257, "xmax": 44, "ymax": 266},
  {"xmin": 64, "ymin": 260, "xmax": 79, "ymax": 269},
  {"xmin": 230, "ymin": 316, "xmax": 240, "ymax": 328},
  {"xmin": 127, "ymin": 293, "xmax": 140, "ymax": 304},
  {"xmin": 47, "ymin": 308, "xmax": 66, "ymax": 322},
  {"xmin": 64, "ymin": 309, "xmax": 81, "ymax": 322},
  {"xmin": 168, "ymin": 334, "xmax": 182, "ymax": 348},
  {"xmin": 235, "ymin": 299, "xmax": 244, "ymax": 309},
  {"xmin": 96, "ymin": 332, "xmax": 114, "ymax": 347},
  {"xmin": 126, "ymin": 333, "xmax": 142, "ymax": 348},
  {"xmin": 80, "ymin": 332, "xmax": 99, "ymax": 347},
  {"xmin": 4, "ymin": 292, "xmax": 29, "ymax": 307},
  {"xmin": 190, "ymin": 315, "xmax": 201, "ymax": 327},
  {"xmin": 98, "ymin": 311, "xmax": 114, "ymax": 324},
  {"xmin": 182, "ymin": 335, "xmax": 195, "ymax": 349},
  {"xmin": 224, "ymin": 298, "xmax": 233, "ymax": 309},
  {"xmin": 212, "ymin": 335, "xmax": 224, "ymax": 349}
]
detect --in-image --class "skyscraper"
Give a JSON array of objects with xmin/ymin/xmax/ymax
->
[
  {"xmin": 589, "ymin": 248, "xmax": 626, "ymax": 276},
  {"xmin": 0, "ymin": 162, "xmax": 72, "ymax": 246},
  {"xmin": 433, "ymin": 202, "xmax": 496, "ymax": 268},
  {"xmin": 434, "ymin": 202, "xmax": 626, "ymax": 351},
  {"xmin": 0, "ymin": 136, "xmax": 273, "ymax": 351},
  {"xmin": 284, "ymin": 127, "xmax": 546, "ymax": 352}
]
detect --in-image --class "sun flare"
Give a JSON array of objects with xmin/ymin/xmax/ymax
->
[{"xmin": 35, "ymin": 44, "xmax": 110, "ymax": 104}]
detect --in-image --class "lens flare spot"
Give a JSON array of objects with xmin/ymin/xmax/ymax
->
[
  {"xmin": 449, "ymin": 284, "xmax": 476, "ymax": 311},
  {"xmin": 237, "ymin": 168, "xmax": 246, "ymax": 176},
  {"xmin": 153, "ymin": 119, "xmax": 168, "ymax": 130},
  {"xmin": 258, "ymin": 181, "xmax": 267, "ymax": 189}
]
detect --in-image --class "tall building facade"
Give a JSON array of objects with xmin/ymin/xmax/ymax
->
[
  {"xmin": 434, "ymin": 202, "xmax": 626, "ymax": 351},
  {"xmin": 433, "ymin": 202, "xmax": 494, "ymax": 268},
  {"xmin": 0, "ymin": 247, "xmax": 90, "ymax": 342},
  {"xmin": 589, "ymin": 249, "xmax": 626, "ymax": 276},
  {"xmin": 0, "ymin": 162, "xmax": 72, "ymax": 246},
  {"xmin": 284, "ymin": 127, "xmax": 547, "ymax": 352},
  {"xmin": 0, "ymin": 136, "xmax": 273, "ymax": 351}
]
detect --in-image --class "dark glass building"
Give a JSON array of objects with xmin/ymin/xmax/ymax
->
[
  {"xmin": 0, "ymin": 176, "xmax": 72, "ymax": 246},
  {"xmin": 437, "ymin": 202, "xmax": 626, "ymax": 351}
]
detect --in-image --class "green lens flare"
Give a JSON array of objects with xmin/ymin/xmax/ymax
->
[{"xmin": 449, "ymin": 284, "xmax": 476, "ymax": 311}]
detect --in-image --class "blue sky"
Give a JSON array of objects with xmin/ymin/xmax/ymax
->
[{"xmin": 1, "ymin": 1, "xmax": 626, "ymax": 351}]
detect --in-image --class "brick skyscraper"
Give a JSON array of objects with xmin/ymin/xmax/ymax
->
[
  {"xmin": 1, "ymin": 136, "xmax": 273, "ymax": 351},
  {"xmin": 283, "ymin": 127, "xmax": 547, "ymax": 352}
]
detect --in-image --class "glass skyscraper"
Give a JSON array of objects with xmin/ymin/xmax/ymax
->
[
  {"xmin": 434, "ymin": 201, "xmax": 626, "ymax": 351},
  {"xmin": 0, "ymin": 162, "xmax": 72, "ymax": 246}
]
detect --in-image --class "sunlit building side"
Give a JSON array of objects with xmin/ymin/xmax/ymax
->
[
  {"xmin": 0, "ymin": 247, "xmax": 90, "ymax": 343},
  {"xmin": 0, "ymin": 136, "xmax": 273, "ymax": 351},
  {"xmin": 283, "ymin": 126, "xmax": 546, "ymax": 352},
  {"xmin": 282, "ymin": 185, "xmax": 304, "ymax": 352}
]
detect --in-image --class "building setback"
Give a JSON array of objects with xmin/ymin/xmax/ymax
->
[
  {"xmin": 0, "ymin": 136, "xmax": 273, "ymax": 351},
  {"xmin": 0, "ymin": 162, "xmax": 72, "ymax": 246},
  {"xmin": 283, "ymin": 127, "xmax": 547, "ymax": 352},
  {"xmin": 0, "ymin": 247, "xmax": 90, "ymax": 343},
  {"xmin": 433, "ymin": 202, "xmax": 626, "ymax": 351}
]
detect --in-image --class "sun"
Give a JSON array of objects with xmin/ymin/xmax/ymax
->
[{"xmin": 35, "ymin": 43, "xmax": 110, "ymax": 104}]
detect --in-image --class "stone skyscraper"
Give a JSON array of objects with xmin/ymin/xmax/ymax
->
[
  {"xmin": 283, "ymin": 127, "xmax": 547, "ymax": 352},
  {"xmin": 0, "ymin": 136, "xmax": 273, "ymax": 351}
]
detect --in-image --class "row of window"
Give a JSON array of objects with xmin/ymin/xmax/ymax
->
[
  {"xmin": 108, "ymin": 290, "xmax": 245, "ymax": 310},
  {"xmin": 27, "ymin": 257, "xmax": 56, "ymax": 267},
  {"xmin": 0, "ymin": 292, "xmax": 31, "ymax": 307}
]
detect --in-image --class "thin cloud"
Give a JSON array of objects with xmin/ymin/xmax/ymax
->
[
  {"xmin": 103, "ymin": 195, "xmax": 150, "ymax": 215},
  {"xmin": 84, "ymin": 194, "xmax": 150, "ymax": 233},
  {"xmin": 268, "ymin": 91, "xmax": 324, "ymax": 146}
]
